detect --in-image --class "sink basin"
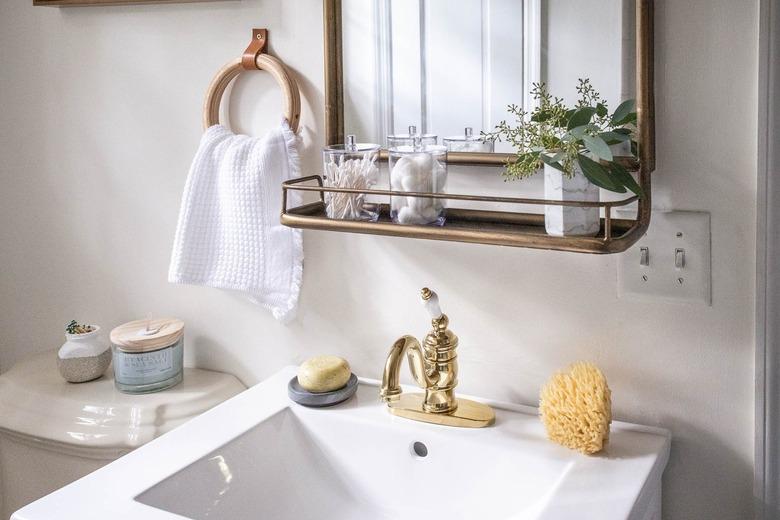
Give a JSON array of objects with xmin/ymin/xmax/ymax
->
[{"xmin": 12, "ymin": 367, "xmax": 670, "ymax": 520}]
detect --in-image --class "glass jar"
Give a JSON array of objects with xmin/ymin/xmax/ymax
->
[
  {"xmin": 387, "ymin": 125, "xmax": 438, "ymax": 149},
  {"xmin": 110, "ymin": 318, "xmax": 184, "ymax": 394},
  {"xmin": 322, "ymin": 135, "xmax": 381, "ymax": 221},
  {"xmin": 443, "ymin": 127, "xmax": 494, "ymax": 153},
  {"xmin": 389, "ymin": 138, "xmax": 447, "ymax": 226}
]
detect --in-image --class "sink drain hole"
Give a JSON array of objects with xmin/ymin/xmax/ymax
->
[{"xmin": 411, "ymin": 441, "xmax": 428, "ymax": 458}]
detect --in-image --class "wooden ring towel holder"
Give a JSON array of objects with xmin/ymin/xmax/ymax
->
[{"xmin": 202, "ymin": 28, "xmax": 301, "ymax": 133}]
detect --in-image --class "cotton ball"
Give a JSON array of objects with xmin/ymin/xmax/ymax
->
[
  {"xmin": 539, "ymin": 362, "xmax": 612, "ymax": 455},
  {"xmin": 401, "ymin": 170, "xmax": 421, "ymax": 192},
  {"xmin": 413, "ymin": 156, "xmax": 435, "ymax": 192},
  {"xmin": 391, "ymin": 157, "xmax": 415, "ymax": 190},
  {"xmin": 391, "ymin": 171, "xmax": 406, "ymax": 192},
  {"xmin": 399, "ymin": 164, "xmax": 425, "ymax": 214},
  {"xmin": 392, "ymin": 199, "xmax": 409, "ymax": 215},
  {"xmin": 397, "ymin": 206, "xmax": 423, "ymax": 224},
  {"xmin": 405, "ymin": 154, "xmax": 435, "ymax": 214},
  {"xmin": 412, "ymin": 152, "xmax": 433, "ymax": 172},
  {"xmin": 419, "ymin": 204, "xmax": 440, "ymax": 223},
  {"xmin": 409, "ymin": 198, "xmax": 429, "ymax": 215}
]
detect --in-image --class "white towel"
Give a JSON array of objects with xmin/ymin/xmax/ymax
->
[{"xmin": 168, "ymin": 122, "xmax": 303, "ymax": 323}]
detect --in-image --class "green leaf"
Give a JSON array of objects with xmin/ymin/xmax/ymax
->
[
  {"xmin": 583, "ymin": 135, "xmax": 613, "ymax": 162},
  {"xmin": 531, "ymin": 110, "xmax": 551, "ymax": 123},
  {"xmin": 619, "ymin": 112, "xmax": 638, "ymax": 125},
  {"xmin": 599, "ymin": 131, "xmax": 630, "ymax": 145},
  {"xmin": 577, "ymin": 155, "xmax": 625, "ymax": 193},
  {"xmin": 596, "ymin": 103, "xmax": 608, "ymax": 118},
  {"xmin": 568, "ymin": 125, "xmax": 590, "ymax": 139},
  {"xmin": 540, "ymin": 154, "xmax": 567, "ymax": 173},
  {"xmin": 608, "ymin": 162, "xmax": 644, "ymax": 197},
  {"xmin": 613, "ymin": 127, "xmax": 632, "ymax": 135},
  {"xmin": 567, "ymin": 107, "xmax": 597, "ymax": 130},
  {"xmin": 542, "ymin": 151, "xmax": 565, "ymax": 162},
  {"xmin": 611, "ymin": 99, "xmax": 636, "ymax": 125}
]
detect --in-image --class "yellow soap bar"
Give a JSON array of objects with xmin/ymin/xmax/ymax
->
[{"xmin": 298, "ymin": 356, "xmax": 351, "ymax": 393}]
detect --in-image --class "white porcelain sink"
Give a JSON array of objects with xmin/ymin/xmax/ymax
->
[{"xmin": 12, "ymin": 367, "xmax": 670, "ymax": 520}]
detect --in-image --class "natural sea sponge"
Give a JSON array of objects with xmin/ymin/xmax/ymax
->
[{"xmin": 539, "ymin": 362, "xmax": 612, "ymax": 455}]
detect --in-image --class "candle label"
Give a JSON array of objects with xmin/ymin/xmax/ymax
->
[
  {"xmin": 113, "ymin": 339, "xmax": 182, "ymax": 386},
  {"xmin": 117, "ymin": 349, "xmax": 173, "ymax": 378}
]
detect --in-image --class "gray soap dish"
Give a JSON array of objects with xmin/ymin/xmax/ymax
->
[{"xmin": 288, "ymin": 374, "xmax": 358, "ymax": 407}]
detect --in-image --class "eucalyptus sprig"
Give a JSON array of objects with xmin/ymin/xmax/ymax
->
[{"xmin": 483, "ymin": 79, "xmax": 643, "ymax": 197}]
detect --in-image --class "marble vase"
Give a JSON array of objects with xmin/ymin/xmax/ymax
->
[{"xmin": 544, "ymin": 164, "xmax": 600, "ymax": 237}]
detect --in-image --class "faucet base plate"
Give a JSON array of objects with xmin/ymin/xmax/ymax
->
[{"xmin": 387, "ymin": 394, "xmax": 495, "ymax": 428}]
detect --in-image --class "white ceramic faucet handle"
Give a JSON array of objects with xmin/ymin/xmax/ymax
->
[{"xmin": 420, "ymin": 288, "xmax": 443, "ymax": 319}]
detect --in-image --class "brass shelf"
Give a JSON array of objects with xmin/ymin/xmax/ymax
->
[{"xmin": 281, "ymin": 176, "xmax": 647, "ymax": 254}]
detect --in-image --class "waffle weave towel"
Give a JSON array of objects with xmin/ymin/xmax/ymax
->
[{"xmin": 168, "ymin": 122, "xmax": 303, "ymax": 323}]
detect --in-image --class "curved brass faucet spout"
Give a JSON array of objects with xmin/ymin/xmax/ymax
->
[{"xmin": 380, "ymin": 335, "xmax": 435, "ymax": 403}]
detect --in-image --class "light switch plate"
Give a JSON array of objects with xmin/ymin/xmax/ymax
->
[{"xmin": 617, "ymin": 211, "xmax": 711, "ymax": 305}]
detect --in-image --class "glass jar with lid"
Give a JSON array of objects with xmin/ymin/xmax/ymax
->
[
  {"xmin": 389, "ymin": 137, "xmax": 447, "ymax": 226},
  {"xmin": 443, "ymin": 127, "xmax": 494, "ymax": 153},
  {"xmin": 322, "ymin": 135, "xmax": 381, "ymax": 221},
  {"xmin": 387, "ymin": 125, "xmax": 438, "ymax": 149}
]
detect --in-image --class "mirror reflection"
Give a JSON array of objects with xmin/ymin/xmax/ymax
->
[{"xmin": 342, "ymin": 0, "xmax": 636, "ymax": 154}]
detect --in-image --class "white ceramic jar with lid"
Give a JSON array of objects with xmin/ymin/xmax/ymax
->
[{"xmin": 110, "ymin": 318, "xmax": 184, "ymax": 394}]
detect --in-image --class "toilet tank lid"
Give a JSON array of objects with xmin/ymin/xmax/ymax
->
[{"xmin": 0, "ymin": 351, "xmax": 246, "ymax": 452}]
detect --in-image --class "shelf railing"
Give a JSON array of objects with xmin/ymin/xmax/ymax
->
[{"xmin": 280, "ymin": 175, "xmax": 645, "ymax": 254}]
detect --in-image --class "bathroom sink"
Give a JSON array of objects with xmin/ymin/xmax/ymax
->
[{"xmin": 12, "ymin": 366, "xmax": 670, "ymax": 520}]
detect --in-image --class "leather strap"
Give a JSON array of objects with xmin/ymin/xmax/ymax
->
[{"xmin": 241, "ymin": 28, "xmax": 267, "ymax": 70}]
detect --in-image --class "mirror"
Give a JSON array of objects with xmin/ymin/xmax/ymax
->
[{"xmin": 328, "ymin": 0, "xmax": 649, "ymax": 166}]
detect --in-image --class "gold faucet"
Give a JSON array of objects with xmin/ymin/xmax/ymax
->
[{"xmin": 380, "ymin": 288, "xmax": 495, "ymax": 428}]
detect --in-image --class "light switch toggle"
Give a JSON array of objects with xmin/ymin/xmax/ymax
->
[
  {"xmin": 640, "ymin": 247, "xmax": 649, "ymax": 267},
  {"xmin": 675, "ymin": 248, "xmax": 685, "ymax": 270}
]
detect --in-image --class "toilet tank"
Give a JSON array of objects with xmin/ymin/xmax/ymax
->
[{"xmin": 0, "ymin": 351, "xmax": 245, "ymax": 519}]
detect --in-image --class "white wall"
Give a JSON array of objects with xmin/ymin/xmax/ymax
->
[{"xmin": 0, "ymin": 1, "xmax": 757, "ymax": 519}]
